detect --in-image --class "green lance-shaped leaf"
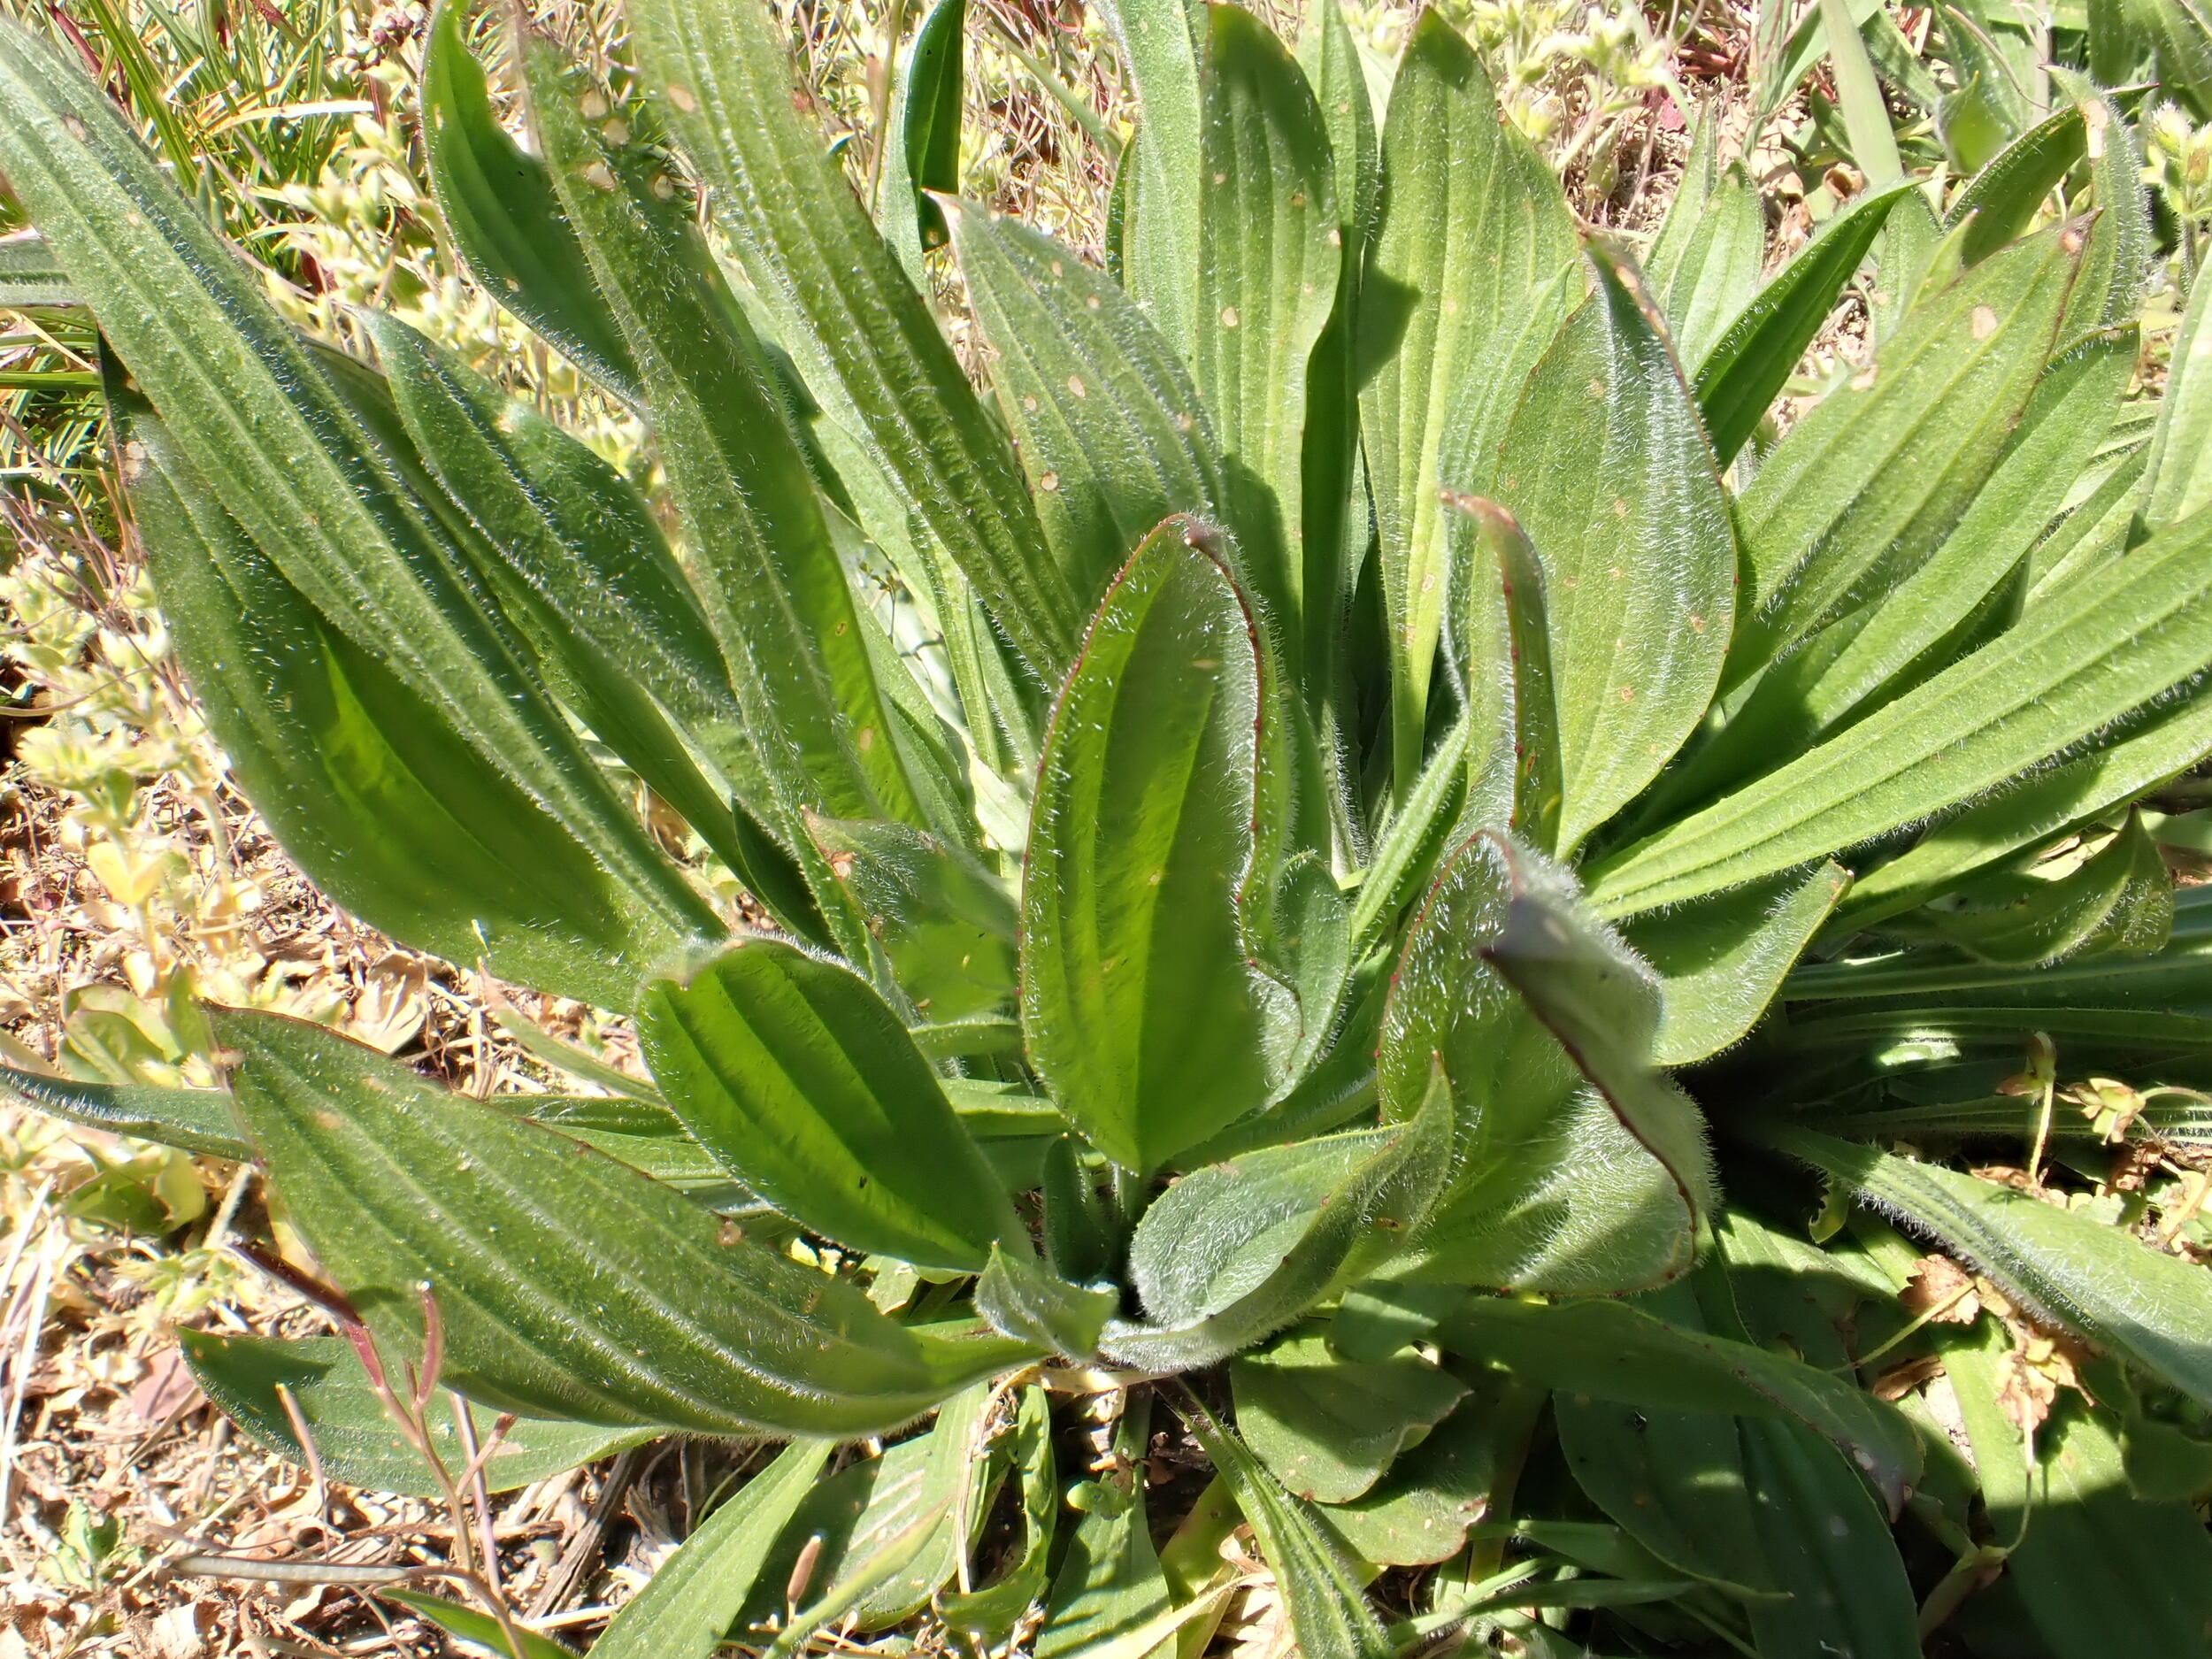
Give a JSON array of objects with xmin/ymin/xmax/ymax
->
[
  {"xmin": 1656, "ymin": 320, "xmax": 2135, "ymax": 822},
  {"xmin": 947, "ymin": 201, "xmax": 1224, "ymax": 616},
  {"xmin": 0, "ymin": 20, "xmax": 713, "ymax": 951},
  {"xmin": 1380, "ymin": 830, "xmax": 1714, "ymax": 1291},
  {"xmin": 420, "ymin": 1, "xmax": 637, "ymax": 398},
  {"xmin": 0, "ymin": 230, "xmax": 74, "ymax": 308},
  {"xmin": 1626, "ymin": 863, "xmax": 1850, "ymax": 1064},
  {"xmin": 880, "ymin": 0, "xmax": 964, "ymax": 287},
  {"xmin": 2144, "ymin": 257, "xmax": 2212, "ymax": 536},
  {"xmin": 1832, "ymin": 685, "xmax": 2212, "ymax": 933},
  {"xmin": 1947, "ymin": 104, "xmax": 2087, "ymax": 266},
  {"xmin": 586, "ymin": 1441, "xmax": 832, "ymax": 1659},
  {"xmin": 1792, "ymin": 325, "xmax": 2135, "ymax": 740},
  {"xmin": 1177, "ymin": 1393, "xmax": 1396, "ymax": 1659},
  {"xmin": 1770, "ymin": 1127, "xmax": 2212, "ymax": 1411},
  {"xmin": 638, "ymin": 939, "xmax": 1022, "ymax": 1273},
  {"xmin": 1231, "ymin": 1328, "xmax": 1468, "ymax": 1504},
  {"xmin": 1105, "ymin": 1071, "xmax": 1452, "ymax": 1371},
  {"xmin": 1093, "ymin": 0, "xmax": 1203, "ymax": 357},
  {"xmin": 522, "ymin": 42, "xmax": 920, "ymax": 834},
  {"xmin": 1021, "ymin": 519, "xmax": 1276, "ymax": 1175},
  {"xmin": 1589, "ymin": 500, "xmax": 2212, "ymax": 917},
  {"xmin": 1693, "ymin": 179, "xmax": 1914, "ymax": 465},
  {"xmin": 132, "ymin": 414, "xmax": 682, "ymax": 1010},
  {"xmin": 177, "ymin": 1331, "xmax": 651, "ymax": 1501},
  {"xmin": 1360, "ymin": 9, "xmax": 1578, "ymax": 790},
  {"xmin": 1642, "ymin": 120, "xmax": 1766, "ymax": 373},
  {"xmin": 1437, "ymin": 1295, "xmax": 1924, "ymax": 1511},
  {"xmin": 0, "ymin": 1064, "xmax": 245, "ymax": 1161},
  {"xmin": 1951, "ymin": 1396, "xmax": 2212, "ymax": 1659},
  {"xmin": 1491, "ymin": 242, "xmax": 1736, "ymax": 856},
  {"xmin": 1736, "ymin": 1419, "xmax": 1923, "ymax": 1659},
  {"xmin": 1725, "ymin": 220, "xmax": 2079, "ymax": 686},
  {"xmin": 219, "ymin": 1010, "xmax": 1034, "ymax": 1435},
  {"xmin": 359, "ymin": 314, "xmax": 780, "ymax": 894},
  {"xmin": 624, "ymin": 0, "xmax": 1081, "ymax": 682},
  {"xmin": 1194, "ymin": 0, "xmax": 1340, "ymax": 653},
  {"xmin": 357, "ymin": 315, "xmax": 737, "ymax": 747}
]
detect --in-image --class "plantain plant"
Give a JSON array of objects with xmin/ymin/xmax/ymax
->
[{"xmin": 10, "ymin": 0, "xmax": 2212, "ymax": 1651}]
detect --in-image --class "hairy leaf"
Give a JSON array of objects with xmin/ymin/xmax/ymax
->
[
  {"xmin": 639, "ymin": 940, "xmax": 1021, "ymax": 1271},
  {"xmin": 219, "ymin": 1010, "xmax": 1032, "ymax": 1435},
  {"xmin": 1021, "ymin": 521, "xmax": 1273, "ymax": 1173}
]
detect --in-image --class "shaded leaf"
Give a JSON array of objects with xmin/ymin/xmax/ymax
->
[
  {"xmin": 177, "ymin": 1331, "xmax": 650, "ymax": 1501},
  {"xmin": 1232, "ymin": 1327, "xmax": 1467, "ymax": 1502}
]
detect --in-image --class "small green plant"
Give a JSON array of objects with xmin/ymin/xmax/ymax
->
[{"xmin": 7, "ymin": 0, "xmax": 2212, "ymax": 1652}]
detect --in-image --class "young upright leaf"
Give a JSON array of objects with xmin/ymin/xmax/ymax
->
[
  {"xmin": 1492, "ymin": 244, "xmax": 1736, "ymax": 855},
  {"xmin": 948, "ymin": 202, "xmax": 1224, "ymax": 614},
  {"xmin": 1694, "ymin": 180, "xmax": 1913, "ymax": 465},
  {"xmin": 1446, "ymin": 495, "xmax": 1560, "ymax": 854},
  {"xmin": 639, "ymin": 940, "xmax": 1022, "ymax": 1272},
  {"xmin": 1379, "ymin": 832, "xmax": 1712, "ymax": 1292},
  {"xmin": 420, "ymin": 1, "xmax": 638, "ymax": 398},
  {"xmin": 626, "ymin": 0, "xmax": 1082, "ymax": 680},
  {"xmin": 1643, "ymin": 123, "xmax": 1767, "ymax": 372},
  {"xmin": 1092, "ymin": 0, "xmax": 1203, "ymax": 356},
  {"xmin": 1588, "ymin": 502, "xmax": 2212, "ymax": 915},
  {"xmin": 1360, "ymin": 10, "xmax": 1578, "ymax": 787},
  {"xmin": 1194, "ymin": 2, "xmax": 1340, "ymax": 647},
  {"xmin": 881, "ymin": 0, "xmax": 964, "ymax": 285},
  {"xmin": 219, "ymin": 1011, "xmax": 1033, "ymax": 1436},
  {"xmin": 1727, "ymin": 223, "xmax": 2078, "ymax": 683},
  {"xmin": 1021, "ymin": 521, "xmax": 1274, "ymax": 1174}
]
